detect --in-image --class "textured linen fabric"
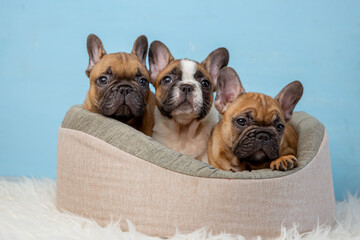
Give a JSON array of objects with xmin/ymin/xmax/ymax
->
[
  {"xmin": 61, "ymin": 105, "xmax": 325, "ymax": 179},
  {"xmin": 56, "ymin": 128, "xmax": 335, "ymax": 238}
]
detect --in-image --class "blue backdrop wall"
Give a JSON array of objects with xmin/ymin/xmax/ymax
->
[{"xmin": 0, "ymin": 0, "xmax": 359, "ymax": 200}]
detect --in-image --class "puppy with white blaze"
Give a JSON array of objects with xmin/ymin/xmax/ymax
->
[{"xmin": 148, "ymin": 41, "xmax": 229, "ymax": 162}]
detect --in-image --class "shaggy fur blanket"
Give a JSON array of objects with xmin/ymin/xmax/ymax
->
[{"xmin": 0, "ymin": 178, "xmax": 359, "ymax": 240}]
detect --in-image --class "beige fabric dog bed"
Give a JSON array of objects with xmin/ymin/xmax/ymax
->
[{"xmin": 56, "ymin": 105, "xmax": 336, "ymax": 238}]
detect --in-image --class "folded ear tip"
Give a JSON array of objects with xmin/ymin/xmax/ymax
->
[
  {"xmin": 215, "ymin": 47, "xmax": 229, "ymax": 54},
  {"xmin": 149, "ymin": 41, "xmax": 162, "ymax": 55},
  {"xmin": 217, "ymin": 47, "xmax": 229, "ymax": 62},
  {"xmin": 221, "ymin": 47, "xmax": 229, "ymax": 57},
  {"xmin": 149, "ymin": 41, "xmax": 173, "ymax": 62},
  {"xmin": 293, "ymin": 80, "xmax": 303, "ymax": 87},
  {"xmin": 136, "ymin": 35, "xmax": 148, "ymax": 45},
  {"xmin": 87, "ymin": 33, "xmax": 96, "ymax": 39},
  {"xmin": 86, "ymin": 34, "xmax": 103, "ymax": 52},
  {"xmin": 291, "ymin": 80, "xmax": 304, "ymax": 95},
  {"xmin": 149, "ymin": 41, "xmax": 160, "ymax": 57},
  {"xmin": 219, "ymin": 67, "xmax": 240, "ymax": 81},
  {"xmin": 220, "ymin": 66, "xmax": 235, "ymax": 74},
  {"xmin": 87, "ymin": 34, "xmax": 100, "ymax": 43},
  {"xmin": 150, "ymin": 40, "xmax": 164, "ymax": 48}
]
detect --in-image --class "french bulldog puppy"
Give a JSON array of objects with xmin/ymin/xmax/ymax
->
[
  {"xmin": 208, "ymin": 67, "xmax": 303, "ymax": 171},
  {"xmin": 83, "ymin": 34, "xmax": 155, "ymax": 136},
  {"xmin": 148, "ymin": 41, "xmax": 229, "ymax": 162}
]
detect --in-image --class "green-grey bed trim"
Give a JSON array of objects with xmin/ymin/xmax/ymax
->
[{"xmin": 60, "ymin": 105, "xmax": 325, "ymax": 179}]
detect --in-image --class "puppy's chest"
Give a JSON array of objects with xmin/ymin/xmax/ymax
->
[
  {"xmin": 152, "ymin": 107, "xmax": 218, "ymax": 160},
  {"xmin": 167, "ymin": 131, "xmax": 207, "ymax": 159}
]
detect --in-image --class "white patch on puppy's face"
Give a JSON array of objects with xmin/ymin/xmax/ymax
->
[
  {"xmin": 181, "ymin": 59, "xmax": 197, "ymax": 81},
  {"xmin": 171, "ymin": 59, "xmax": 203, "ymax": 118}
]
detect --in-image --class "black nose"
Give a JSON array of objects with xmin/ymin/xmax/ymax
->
[
  {"xmin": 180, "ymin": 84, "xmax": 194, "ymax": 93},
  {"xmin": 256, "ymin": 132, "xmax": 270, "ymax": 142},
  {"xmin": 119, "ymin": 85, "xmax": 131, "ymax": 95}
]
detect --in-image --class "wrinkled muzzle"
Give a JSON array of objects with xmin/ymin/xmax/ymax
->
[
  {"xmin": 233, "ymin": 127, "xmax": 280, "ymax": 163},
  {"xmin": 99, "ymin": 82, "xmax": 145, "ymax": 121},
  {"xmin": 159, "ymin": 81, "xmax": 205, "ymax": 118}
]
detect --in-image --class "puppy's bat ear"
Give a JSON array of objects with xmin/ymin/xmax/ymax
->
[
  {"xmin": 275, "ymin": 81, "xmax": 303, "ymax": 122},
  {"xmin": 148, "ymin": 41, "xmax": 174, "ymax": 84},
  {"xmin": 131, "ymin": 35, "xmax": 148, "ymax": 67},
  {"xmin": 201, "ymin": 47, "xmax": 229, "ymax": 89},
  {"xmin": 86, "ymin": 34, "xmax": 106, "ymax": 77},
  {"xmin": 214, "ymin": 67, "xmax": 245, "ymax": 114}
]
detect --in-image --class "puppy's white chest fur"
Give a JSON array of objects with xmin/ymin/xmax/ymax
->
[{"xmin": 152, "ymin": 105, "xmax": 218, "ymax": 162}]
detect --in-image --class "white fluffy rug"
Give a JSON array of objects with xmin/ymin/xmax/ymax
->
[{"xmin": 0, "ymin": 178, "xmax": 359, "ymax": 240}]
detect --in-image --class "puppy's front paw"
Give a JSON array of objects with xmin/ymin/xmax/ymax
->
[{"xmin": 270, "ymin": 155, "xmax": 297, "ymax": 171}]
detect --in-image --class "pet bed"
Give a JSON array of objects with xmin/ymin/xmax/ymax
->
[{"xmin": 56, "ymin": 105, "xmax": 336, "ymax": 238}]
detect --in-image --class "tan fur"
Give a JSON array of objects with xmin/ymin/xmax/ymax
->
[
  {"xmin": 84, "ymin": 53, "xmax": 155, "ymax": 136},
  {"xmin": 149, "ymin": 42, "xmax": 229, "ymax": 162},
  {"xmin": 208, "ymin": 92, "xmax": 298, "ymax": 171},
  {"xmin": 152, "ymin": 61, "xmax": 217, "ymax": 162},
  {"xmin": 152, "ymin": 105, "xmax": 218, "ymax": 162}
]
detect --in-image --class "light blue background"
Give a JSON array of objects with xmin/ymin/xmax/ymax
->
[{"xmin": 0, "ymin": 1, "xmax": 359, "ymax": 200}]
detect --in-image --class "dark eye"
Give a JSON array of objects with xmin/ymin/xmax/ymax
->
[
  {"xmin": 236, "ymin": 118, "xmax": 246, "ymax": 126},
  {"xmin": 277, "ymin": 124, "xmax": 284, "ymax": 132},
  {"xmin": 138, "ymin": 77, "xmax": 148, "ymax": 87},
  {"xmin": 162, "ymin": 76, "xmax": 172, "ymax": 85},
  {"xmin": 97, "ymin": 76, "xmax": 108, "ymax": 85},
  {"xmin": 201, "ymin": 80, "xmax": 210, "ymax": 88}
]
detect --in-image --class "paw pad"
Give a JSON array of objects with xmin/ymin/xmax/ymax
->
[{"xmin": 270, "ymin": 155, "xmax": 297, "ymax": 171}]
